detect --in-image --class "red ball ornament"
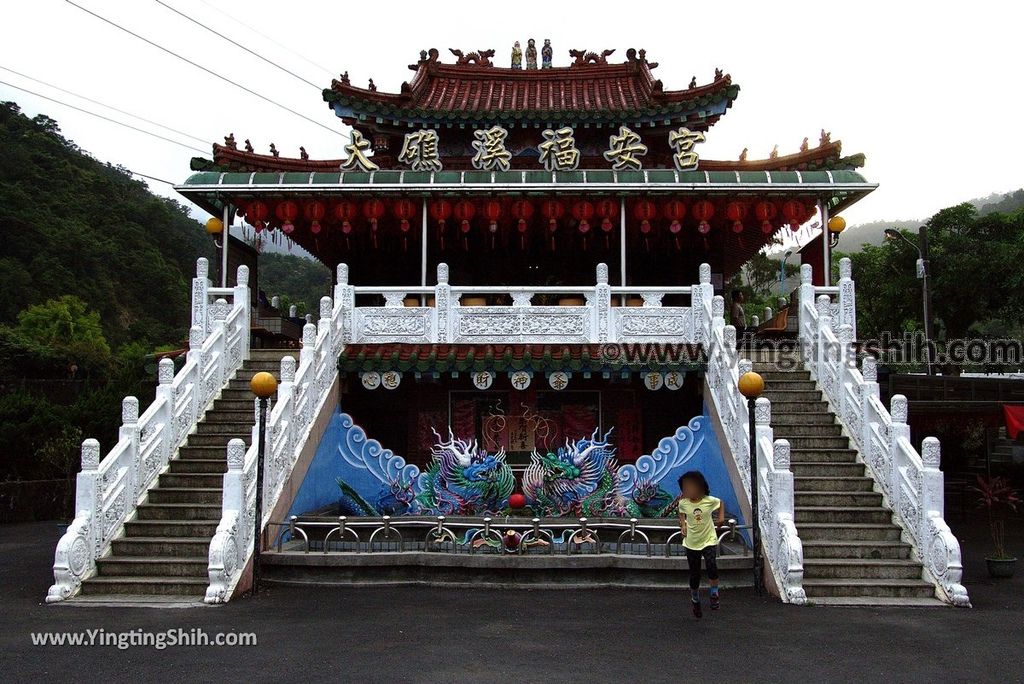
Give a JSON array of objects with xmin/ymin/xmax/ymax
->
[
  {"xmin": 509, "ymin": 493, "xmax": 526, "ymax": 509},
  {"xmin": 541, "ymin": 199, "xmax": 564, "ymax": 231},
  {"xmin": 363, "ymin": 198, "xmax": 386, "ymax": 248},
  {"xmin": 484, "ymin": 199, "xmax": 502, "ymax": 234},
  {"xmin": 725, "ymin": 201, "xmax": 747, "ymax": 234},
  {"xmin": 429, "ymin": 199, "xmax": 452, "ymax": 226}
]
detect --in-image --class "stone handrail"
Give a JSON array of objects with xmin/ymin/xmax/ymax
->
[
  {"xmin": 699, "ymin": 266, "xmax": 806, "ymax": 603},
  {"xmin": 798, "ymin": 259, "xmax": 969, "ymax": 606},
  {"xmin": 48, "ymin": 259, "xmax": 250, "ymax": 602},
  {"xmin": 339, "ymin": 263, "xmax": 697, "ymax": 345},
  {"xmin": 205, "ymin": 275, "xmax": 345, "ymax": 603}
]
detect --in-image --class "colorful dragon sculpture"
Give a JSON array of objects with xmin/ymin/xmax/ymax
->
[{"xmin": 414, "ymin": 430, "xmax": 515, "ymax": 515}]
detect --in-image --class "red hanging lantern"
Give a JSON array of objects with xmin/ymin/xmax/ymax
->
[
  {"xmin": 662, "ymin": 199, "xmax": 686, "ymax": 234},
  {"xmin": 595, "ymin": 198, "xmax": 618, "ymax": 233},
  {"xmin": 303, "ymin": 200, "xmax": 326, "ymax": 235},
  {"xmin": 333, "ymin": 200, "xmax": 358, "ymax": 234},
  {"xmin": 725, "ymin": 201, "xmax": 747, "ymax": 234},
  {"xmin": 510, "ymin": 199, "xmax": 534, "ymax": 249},
  {"xmin": 632, "ymin": 199, "xmax": 657, "ymax": 251},
  {"xmin": 275, "ymin": 200, "xmax": 299, "ymax": 235},
  {"xmin": 393, "ymin": 198, "xmax": 416, "ymax": 233},
  {"xmin": 782, "ymin": 199, "xmax": 805, "ymax": 232},
  {"xmin": 363, "ymin": 198, "xmax": 385, "ymax": 249},
  {"xmin": 246, "ymin": 200, "xmax": 269, "ymax": 233},
  {"xmin": 483, "ymin": 199, "xmax": 502, "ymax": 249},
  {"xmin": 429, "ymin": 199, "xmax": 452, "ymax": 250},
  {"xmin": 754, "ymin": 201, "xmax": 777, "ymax": 235},
  {"xmin": 692, "ymin": 199, "xmax": 715, "ymax": 236},
  {"xmin": 453, "ymin": 200, "xmax": 475, "ymax": 249},
  {"xmin": 541, "ymin": 199, "xmax": 564, "ymax": 250},
  {"xmin": 571, "ymin": 200, "xmax": 594, "ymax": 234}
]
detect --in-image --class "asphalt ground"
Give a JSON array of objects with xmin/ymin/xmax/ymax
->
[{"xmin": 1, "ymin": 512, "xmax": 1021, "ymax": 684}]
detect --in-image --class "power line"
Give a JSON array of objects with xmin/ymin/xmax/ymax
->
[
  {"xmin": 127, "ymin": 170, "xmax": 176, "ymax": 185},
  {"xmin": 0, "ymin": 78, "xmax": 209, "ymax": 153},
  {"xmin": 64, "ymin": 0, "xmax": 346, "ymax": 139},
  {"xmin": 153, "ymin": 0, "xmax": 321, "ymax": 90},
  {"xmin": 195, "ymin": 0, "xmax": 336, "ymax": 79},
  {"xmin": 0, "ymin": 65, "xmax": 210, "ymax": 146}
]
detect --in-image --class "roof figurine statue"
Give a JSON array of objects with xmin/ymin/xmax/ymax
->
[
  {"xmin": 449, "ymin": 48, "xmax": 495, "ymax": 66},
  {"xmin": 542, "ymin": 39, "xmax": 553, "ymax": 69},
  {"xmin": 511, "ymin": 41, "xmax": 522, "ymax": 69},
  {"xmin": 739, "ymin": 147, "xmax": 748, "ymax": 161},
  {"xmin": 224, "ymin": 133, "xmax": 236, "ymax": 149},
  {"xmin": 526, "ymin": 38, "xmax": 538, "ymax": 69},
  {"xmin": 269, "ymin": 143, "xmax": 279, "ymax": 157},
  {"xmin": 769, "ymin": 144, "xmax": 779, "ymax": 159},
  {"xmin": 820, "ymin": 129, "xmax": 832, "ymax": 146},
  {"xmin": 569, "ymin": 49, "xmax": 615, "ymax": 66},
  {"xmin": 300, "ymin": 146, "xmax": 309, "ymax": 160},
  {"xmin": 800, "ymin": 137, "xmax": 809, "ymax": 152},
  {"xmin": 244, "ymin": 138, "xmax": 253, "ymax": 153}
]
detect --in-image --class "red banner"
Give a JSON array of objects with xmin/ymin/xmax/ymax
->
[{"xmin": 1004, "ymin": 405, "xmax": 1024, "ymax": 440}]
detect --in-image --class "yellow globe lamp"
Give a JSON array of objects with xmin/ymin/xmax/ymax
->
[
  {"xmin": 205, "ymin": 217, "xmax": 224, "ymax": 235},
  {"xmin": 827, "ymin": 215, "xmax": 847, "ymax": 234},
  {"xmin": 250, "ymin": 372, "xmax": 278, "ymax": 399},
  {"xmin": 738, "ymin": 371, "xmax": 765, "ymax": 399}
]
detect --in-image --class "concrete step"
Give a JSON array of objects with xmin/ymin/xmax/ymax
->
[
  {"xmin": 801, "ymin": 540, "xmax": 912, "ymax": 560},
  {"xmin": 788, "ymin": 449, "xmax": 858, "ymax": 463},
  {"xmin": 244, "ymin": 360, "xmax": 290, "ymax": 371},
  {"xmin": 771, "ymin": 413, "xmax": 837, "ymax": 426},
  {"xmin": 761, "ymin": 400, "xmax": 830, "ymax": 413},
  {"xmin": 79, "ymin": 576, "xmax": 208, "ymax": 596},
  {"xmin": 762, "ymin": 380, "xmax": 819, "ymax": 391},
  {"xmin": 793, "ymin": 476, "xmax": 874, "ymax": 492},
  {"xmin": 112, "ymin": 537, "xmax": 212, "ymax": 557},
  {"xmin": 773, "ymin": 424, "xmax": 844, "ymax": 437},
  {"xmin": 790, "ymin": 462, "xmax": 865, "ymax": 478},
  {"xmin": 795, "ymin": 506, "xmax": 893, "ymax": 524},
  {"xmin": 186, "ymin": 433, "xmax": 248, "ymax": 447},
  {"xmin": 807, "ymin": 596, "xmax": 947, "ymax": 607},
  {"xmin": 802, "ymin": 578, "xmax": 936, "ymax": 599},
  {"xmin": 803, "ymin": 558, "xmax": 923, "ymax": 580},
  {"xmin": 95, "ymin": 556, "xmax": 207, "ymax": 577},
  {"xmin": 762, "ymin": 389, "xmax": 822, "ymax": 401},
  {"xmin": 159, "ymin": 472, "xmax": 225, "ymax": 488},
  {"xmin": 147, "ymin": 487, "xmax": 223, "ymax": 505},
  {"xmin": 798, "ymin": 522, "xmax": 903, "ymax": 542},
  {"xmin": 754, "ymin": 370, "xmax": 811, "ymax": 381},
  {"xmin": 178, "ymin": 444, "xmax": 233, "ymax": 460},
  {"xmin": 219, "ymin": 388, "xmax": 258, "ymax": 401},
  {"xmin": 124, "ymin": 520, "xmax": 220, "ymax": 538},
  {"xmin": 204, "ymin": 411, "xmax": 256, "ymax": 424},
  {"xmin": 196, "ymin": 421, "xmax": 251, "ymax": 436},
  {"xmin": 794, "ymin": 491, "xmax": 884, "ymax": 507},
  {"xmin": 212, "ymin": 399, "xmax": 256, "ymax": 411},
  {"xmin": 168, "ymin": 458, "xmax": 228, "ymax": 474},
  {"xmin": 783, "ymin": 436, "xmax": 851, "ymax": 450},
  {"xmin": 136, "ymin": 502, "xmax": 223, "ymax": 520}
]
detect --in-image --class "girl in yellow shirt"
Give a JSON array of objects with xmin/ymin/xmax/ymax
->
[{"xmin": 678, "ymin": 471, "xmax": 725, "ymax": 618}]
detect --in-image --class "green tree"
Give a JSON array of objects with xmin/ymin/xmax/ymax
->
[{"xmin": 15, "ymin": 295, "xmax": 110, "ymax": 369}]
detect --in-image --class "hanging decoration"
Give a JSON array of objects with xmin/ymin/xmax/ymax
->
[
  {"xmin": 692, "ymin": 199, "xmax": 714, "ymax": 249},
  {"xmin": 275, "ymin": 200, "xmax": 299, "ymax": 235},
  {"xmin": 662, "ymin": 199, "xmax": 686, "ymax": 250},
  {"xmin": 381, "ymin": 370, "xmax": 402, "ymax": 390},
  {"xmin": 571, "ymin": 200, "xmax": 594, "ymax": 249},
  {"xmin": 363, "ymin": 198, "xmax": 385, "ymax": 248},
  {"xmin": 632, "ymin": 199, "xmax": 656, "ymax": 251},
  {"xmin": 643, "ymin": 371, "xmax": 664, "ymax": 390},
  {"xmin": 484, "ymin": 199, "xmax": 502, "ymax": 249},
  {"xmin": 754, "ymin": 200, "xmax": 777, "ymax": 235},
  {"xmin": 453, "ymin": 200, "xmax": 475, "ymax": 250},
  {"xmin": 429, "ymin": 198, "xmax": 452, "ymax": 250},
  {"xmin": 595, "ymin": 198, "xmax": 618, "ymax": 249},
  {"xmin": 303, "ymin": 200, "xmax": 326, "ymax": 235},
  {"xmin": 782, "ymin": 199, "xmax": 805, "ymax": 232},
  {"xmin": 246, "ymin": 200, "xmax": 269, "ymax": 233},
  {"xmin": 725, "ymin": 201, "xmax": 747, "ymax": 247},
  {"xmin": 510, "ymin": 199, "xmax": 534, "ymax": 249},
  {"xmin": 392, "ymin": 198, "xmax": 416, "ymax": 251},
  {"xmin": 541, "ymin": 199, "xmax": 564, "ymax": 250}
]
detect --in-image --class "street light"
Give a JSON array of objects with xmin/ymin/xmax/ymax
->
[
  {"xmin": 250, "ymin": 371, "xmax": 278, "ymax": 595},
  {"xmin": 205, "ymin": 217, "xmax": 224, "ymax": 287},
  {"xmin": 827, "ymin": 215, "xmax": 847, "ymax": 248},
  {"xmin": 779, "ymin": 249, "xmax": 793, "ymax": 295},
  {"xmin": 884, "ymin": 226, "xmax": 934, "ymax": 375},
  {"xmin": 738, "ymin": 370, "xmax": 765, "ymax": 595}
]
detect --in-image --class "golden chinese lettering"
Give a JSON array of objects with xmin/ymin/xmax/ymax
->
[
  {"xmin": 668, "ymin": 127, "xmax": 706, "ymax": 171},
  {"xmin": 340, "ymin": 130, "xmax": 379, "ymax": 172},
  {"xmin": 603, "ymin": 125, "xmax": 647, "ymax": 171}
]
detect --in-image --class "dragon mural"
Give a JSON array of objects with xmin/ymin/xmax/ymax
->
[{"xmin": 329, "ymin": 413, "xmax": 711, "ymax": 518}]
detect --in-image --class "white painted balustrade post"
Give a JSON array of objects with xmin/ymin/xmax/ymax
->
[
  {"xmin": 919, "ymin": 437, "xmax": 944, "ymax": 545},
  {"xmin": 192, "ymin": 257, "xmax": 210, "ymax": 336},
  {"xmin": 594, "ymin": 263, "xmax": 611, "ymax": 343},
  {"xmin": 435, "ymin": 263, "xmax": 452, "ymax": 343},
  {"xmin": 751, "ymin": 315, "xmax": 760, "ymax": 328},
  {"xmin": 187, "ymin": 325, "xmax": 205, "ymax": 426},
  {"xmin": 837, "ymin": 323, "xmax": 854, "ymax": 424},
  {"xmin": 300, "ymin": 323, "xmax": 316, "ymax": 370},
  {"xmin": 235, "ymin": 265, "xmax": 250, "ymax": 361},
  {"xmin": 335, "ymin": 264, "xmax": 354, "ymax": 345},
  {"xmin": 212, "ymin": 298, "xmax": 230, "ymax": 390},
  {"xmin": 763, "ymin": 307, "xmax": 773, "ymax": 322},
  {"xmin": 860, "ymin": 356, "xmax": 879, "ymax": 458},
  {"xmin": 119, "ymin": 396, "xmax": 140, "ymax": 500},
  {"xmin": 277, "ymin": 355, "xmax": 297, "ymax": 483},
  {"xmin": 156, "ymin": 358, "xmax": 175, "ymax": 463},
  {"xmin": 798, "ymin": 264, "xmax": 815, "ymax": 366},
  {"xmin": 695, "ymin": 264, "xmax": 712, "ymax": 344},
  {"xmin": 890, "ymin": 395, "xmax": 910, "ymax": 506},
  {"xmin": 205, "ymin": 438, "xmax": 247, "ymax": 604},
  {"xmin": 771, "ymin": 438, "xmax": 794, "ymax": 515},
  {"xmin": 815, "ymin": 295, "xmax": 832, "ymax": 380},
  {"xmin": 838, "ymin": 257, "xmax": 856, "ymax": 339},
  {"xmin": 46, "ymin": 439, "xmax": 101, "ymax": 602}
]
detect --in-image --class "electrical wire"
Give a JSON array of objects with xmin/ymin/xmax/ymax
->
[
  {"xmin": 64, "ymin": 0, "xmax": 345, "ymax": 138},
  {"xmin": 0, "ymin": 64, "xmax": 210, "ymax": 146},
  {"xmin": 0, "ymin": 78, "xmax": 209, "ymax": 154},
  {"xmin": 152, "ymin": 0, "xmax": 321, "ymax": 90}
]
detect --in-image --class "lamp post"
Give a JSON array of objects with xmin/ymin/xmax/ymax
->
[
  {"xmin": 884, "ymin": 226, "xmax": 933, "ymax": 375},
  {"xmin": 738, "ymin": 369, "xmax": 765, "ymax": 595},
  {"xmin": 205, "ymin": 217, "xmax": 224, "ymax": 287},
  {"xmin": 779, "ymin": 249, "xmax": 793, "ymax": 295},
  {"xmin": 250, "ymin": 371, "xmax": 278, "ymax": 596}
]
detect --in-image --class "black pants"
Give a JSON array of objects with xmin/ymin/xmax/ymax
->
[{"xmin": 685, "ymin": 545, "xmax": 719, "ymax": 591}]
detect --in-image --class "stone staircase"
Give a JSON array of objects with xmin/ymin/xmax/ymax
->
[
  {"xmin": 753, "ymin": 354, "xmax": 940, "ymax": 604},
  {"xmin": 79, "ymin": 349, "xmax": 290, "ymax": 599}
]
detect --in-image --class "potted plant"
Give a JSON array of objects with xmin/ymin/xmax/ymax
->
[{"xmin": 974, "ymin": 475, "xmax": 1021, "ymax": 578}]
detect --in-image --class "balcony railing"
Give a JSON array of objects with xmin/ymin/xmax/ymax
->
[{"xmin": 335, "ymin": 263, "xmax": 701, "ymax": 345}]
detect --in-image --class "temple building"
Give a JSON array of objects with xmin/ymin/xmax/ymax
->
[{"xmin": 49, "ymin": 46, "xmax": 968, "ymax": 608}]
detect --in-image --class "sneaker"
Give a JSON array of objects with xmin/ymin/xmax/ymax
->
[
  {"xmin": 691, "ymin": 598, "xmax": 703, "ymax": 619},
  {"xmin": 710, "ymin": 592, "xmax": 720, "ymax": 610}
]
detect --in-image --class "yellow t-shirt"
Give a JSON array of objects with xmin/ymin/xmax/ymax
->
[{"xmin": 678, "ymin": 495, "xmax": 722, "ymax": 550}]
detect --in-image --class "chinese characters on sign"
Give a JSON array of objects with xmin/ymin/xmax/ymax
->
[
  {"xmin": 663, "ymin": 371, "xmax": 685, "ymax": 390},
  {"xmin": 603, "ymin": 125, "xmax": 648, "ymax": 171},
  {"xmin": 340, "ymin": 130, "xmax": 379, "ymax": 172},
  {"xmin": 538, "ymin": 127, "xmax": 580, "ymax": 171},
  {"xmin": 471, "ymin": 125, "xmax": 513, "ymax": 171},
  {"xmin": 352, "ymin": 125, "xmax": 703, "ymax": 173},
  {"xmin": 361, "ymin": 372, "xmax": 381, "ymax": 390},
  {"xmin": 643, "ymin": 372, "xmax": 664, "ymax": 391},
  {"xmin": 668, "ymin": 127, "xmax": 705, "ymax": 171},
  {"xmin": 509, "ymin": 370, "xmax": 532, "ymax": 390},
  {"xmin": 381, "ymin": 371, "xmax": 402, "ymax": 390},
  {"xmin": 547, "ymin": 371, "xmax": 570, "ymax": 390},
  {"xmin": 398, "ymin": 129, "xmax": 443, "ymax": 171},
  {"xmin": 472, "ymin": 371, "xmax": 495, "ymax": 390}
]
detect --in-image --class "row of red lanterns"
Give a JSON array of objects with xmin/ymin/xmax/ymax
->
[{"xmin": 237, "ymin": 197, "xmax": 817, "ymax": 242}]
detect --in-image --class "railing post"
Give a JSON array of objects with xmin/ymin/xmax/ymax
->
[
  {"xmin": 861, "ymin": 356, "xmax": 879, "ymax": 457},
  {"xmin": 235, "ymin": 265, "xmax": 250, "ymax": 361},
  {"xmin": 594, "ymin": 263, "xmax": 611, "ymax": 343},
  {"xmin": 435, "ymin": 263, "xmax": 452, "ymax": 343},
  {"xmin": 212, "ymin": 297, "xmax": 230, "ymax": 391},
  {"xmin": 300, "ymin": 323, "xmax": 316, "ymax": 369},
  {"xmin": 837, "ymin": 323, "xmax": 854, "ymax": 423},
  {"xmin": 890, "ymin": 395, "xmax": 910, "ymax": 507},
  {"xmin": 815, "ymin": 295, "xmax": 832, "ymax": 380},
  {"xmin": 156, "ymin": 358, "xmax": 175, "ymax": 461},
  {"xmin": 119, "ymin": 396, "xmax": 140, "ymax": 499},
  {"xmin": 335, "ymin": 264, "xmax": 354, "ymax": 345},
  {"xmin": 838, "ymin": 257, "xmax": 856, "ymax": 339},
  {"xmin": 798, "ymin": 264, "xmax": 815, "ymax": 366},
  {"xmin": 920, "ymin": 436, "xmax": 944, "ymax": 544},
  {"xmin": 192, "ymin": 257, "xmax": 210, "ymax": 336},
  {"xmin": 187, "ymin": 325, "xmax": 204, "ymax": 425}
]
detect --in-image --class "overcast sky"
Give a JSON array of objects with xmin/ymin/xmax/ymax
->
[{"xmin": 2, "ymin": 0, "xmax": 1021, "ymax": 230}]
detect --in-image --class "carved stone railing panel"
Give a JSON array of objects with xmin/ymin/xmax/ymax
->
[
  {"xmin": 798, "ymin": 258, "xmax": 968, "ymax": 606},
  {"xmin": 48, "ymin": 260, "xmax": 250, "ymax": 602}
]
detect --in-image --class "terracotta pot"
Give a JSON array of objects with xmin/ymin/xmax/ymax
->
[
  {"xmin": 461, "ymin": 296, "xmax": 487, "ymax": 307},
  {"xmin": 558, "ymin": 297, "xmax": 585, "ymax": 307},
  {"xmin": 626, "ymin": 297, "xmax": 643, "ymax": 307},
  {"xmin": 403, "ymin": 297, "xmax": 419, "ymax": 307},
  {"xmin": 986, "ymin": 557, "xmax": 1017, "ymax": 578}
]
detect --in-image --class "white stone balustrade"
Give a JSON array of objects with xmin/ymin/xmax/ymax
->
[
  {"xmin": 335, "ymin": 262, "xmax": 700, "ymax": 345},
  {"xmin": 798, "ymin": 258, "xmax": 968, "ymax": 606},
  {"xmin": 48, "ymin": 259, "xmax": 251, "ymax": 602}
]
